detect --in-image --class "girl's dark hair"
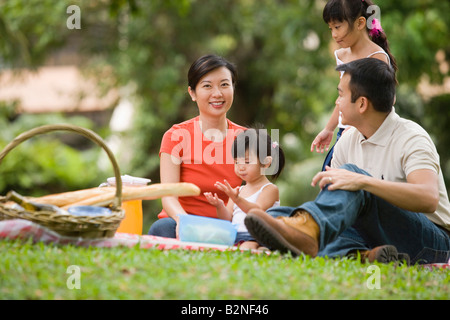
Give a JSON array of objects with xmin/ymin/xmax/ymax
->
[
  {"xmin": 231, "ymin": 127, "xmax": 285, "ymax": 180},
  {"xmin": 323, "ymin": 0, "xmax": 398, "ymax": 73},
  {"xmin": 188, "ymin": 54, "xmax": 238, "ymax": 90}
]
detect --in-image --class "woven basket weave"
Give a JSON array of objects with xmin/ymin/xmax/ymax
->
[{"xmin": 0, "ymin": 124, "xmax": 125, "ymax": 238}]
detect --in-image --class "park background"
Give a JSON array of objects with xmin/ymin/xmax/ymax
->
[{"xmin": 1, "ymin": 0, "xmax": 449, "ymax": 234}]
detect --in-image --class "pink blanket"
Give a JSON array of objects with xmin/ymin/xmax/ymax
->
[
  {"xmin": 0, "ymin": 219, "xmax": 247, "ymax": 252},
  {"xmin": 1, "ymin": 219, "xmax": 448, "ymax": 269}
]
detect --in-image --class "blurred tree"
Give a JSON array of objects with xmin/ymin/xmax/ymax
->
[
  {"xmin": 106, "ymin": 0, "xmax": 336, "ymax": 179},
  {"xmin": 378, "ymin": 0, "xmax": 450, "ymax": 85},
  {"xmin": 0, "ymin": 0, "xmax": 449, "ymax": 214}
]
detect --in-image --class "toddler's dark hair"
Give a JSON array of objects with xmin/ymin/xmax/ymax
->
[{"xmin": 231, "ymin": 127, "xmax": 285, "ymax": 180}]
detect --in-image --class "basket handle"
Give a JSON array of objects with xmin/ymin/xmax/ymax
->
[{"xmin": 0, "ymin": 124, "xmax": 122, "ymax": 209}]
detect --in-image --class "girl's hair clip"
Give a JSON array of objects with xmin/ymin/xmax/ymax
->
[
  {"xmin": 272, "ymin": 141, "xmax": 279, "ymax": 149},
  {"xmin": 369, "ymin": 18, "xmax": 383, "ymax": 38}
]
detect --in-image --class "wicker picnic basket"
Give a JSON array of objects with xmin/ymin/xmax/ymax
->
[{"xmin": 0, "ymin": 124, "xmax": 125, "ymax": 238}]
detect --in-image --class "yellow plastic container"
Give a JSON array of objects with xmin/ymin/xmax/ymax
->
[
  {"xmin": 106, "ymin": 175, "xmax": 151, "ymax": 235},
  {"xmin": 117, "ymin": 199, "xmax": 143, "ymax": 235}
]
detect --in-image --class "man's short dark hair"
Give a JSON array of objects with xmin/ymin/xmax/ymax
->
[{"xmin": 336, "ymin": 58, "xmax": 396, "ymax": 112}]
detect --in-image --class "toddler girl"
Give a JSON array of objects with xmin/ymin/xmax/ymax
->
[{"xmin": 205, "ymin": 128, "xmax": 285, "ymax": 250}]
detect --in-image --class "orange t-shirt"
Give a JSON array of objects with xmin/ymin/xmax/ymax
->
[{"xmin": 158, "ymin": 116, "xmax": 246, "ymax": 219}]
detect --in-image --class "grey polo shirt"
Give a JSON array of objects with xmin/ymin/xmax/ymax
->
[{"xmin": 332, "ymin": 108, "xmax": 450, "ymax": 231}]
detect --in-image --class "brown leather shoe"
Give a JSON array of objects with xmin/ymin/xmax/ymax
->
[
  {"xmin": 244, "ymin": 208, "xmax": 319, "ymax": 257},
  {"xmin": 359, "ymin": 245, "xmax": 399, "ymax": 263},
  {"xmin": 351, "ymin": 245, "xmax": 410, "ymax": 265}
]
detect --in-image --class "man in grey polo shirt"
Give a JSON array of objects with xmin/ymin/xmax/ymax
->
[{"xmin": 244, "ymin": 58, "xmax": 450, "ymax": 264}]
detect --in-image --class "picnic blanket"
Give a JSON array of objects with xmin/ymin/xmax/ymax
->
[
  {"xmin": 0, "ymin": 219, "xmax": 252, "ymax": 253},
  {"xmin": 1, "ymin": 219, "xmax": 449, "ymax": 269}
]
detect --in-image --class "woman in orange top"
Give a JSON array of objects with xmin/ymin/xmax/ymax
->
[{"xmin": 148, "ymin": 54, "xmax": 246, "ymax": 238}]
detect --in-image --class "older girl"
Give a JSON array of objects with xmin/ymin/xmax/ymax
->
[{"xmin": 311, "ymin": 0, "xmax": 397, "ymax": 170}]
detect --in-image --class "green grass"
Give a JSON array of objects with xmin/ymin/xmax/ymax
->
[{"xmin": 0, "ymin": 239, "xmax": 448, "ymax": 300}]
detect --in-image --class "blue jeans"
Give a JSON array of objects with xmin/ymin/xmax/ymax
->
[
  {"xmin": 148, "ymin": 217, "xmax": 177, "ymax": 238},
  {"xmin": 267, "ymin": 164, "xmax": 450, "ymax": 265},
  {"xmin": 235, "ymin": 232, "xmax": 256, "ymax": 244}
]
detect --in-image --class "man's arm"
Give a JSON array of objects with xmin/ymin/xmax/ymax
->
[{"xmin": 312, "ymin": 167, "xmax": 440, "ymax": 213}]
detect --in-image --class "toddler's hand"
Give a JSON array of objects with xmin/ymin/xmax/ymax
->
[
  {"xmin": 215, "ymin": 180, "xmax": 239, "ymax": 202},
  {"xmin": 204, "ymin": 192, "xmax": 224, "ymax": 208}
]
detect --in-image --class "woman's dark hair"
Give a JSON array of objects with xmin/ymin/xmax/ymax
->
[
  {"xmin": 323, "ymin": 0, "xmax": 398, "ymax": 73},
  {"xmin": 231, "ymin": 127, "xmax": 285, "ymax": 180},
  {"xmin": 336, "ymin": 58, "xmax": 396, "ymax": 112},
  {"xmin": 188, "ymin": 54, "xmax": 238, "ymax": 90}
]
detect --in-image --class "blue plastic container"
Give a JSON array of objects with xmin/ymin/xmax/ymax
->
[
  {"xmin": 178, "ymin": 214, "xmax": 237, "ymax": 246},
  {"xmin": 68, "ymin": 206, "xmax": 112, "ymax": 216}
]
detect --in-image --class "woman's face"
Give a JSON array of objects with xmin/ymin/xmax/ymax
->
[{"xmin": 188, "ymin": 66, "xmax": 234, "ymax": 118}]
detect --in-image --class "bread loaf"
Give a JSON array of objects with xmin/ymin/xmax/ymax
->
[
  {"xmin": 30, "ymin": 187, "xmax": 109, "ymax": 207},
  {"xmin": 30, "ymin": 183, "xmax": 201, "ymax": 209}
]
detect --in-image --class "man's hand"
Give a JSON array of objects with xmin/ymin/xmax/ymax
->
[{"xmin": 311, "ymin": 166, "xmax": 367, "ymax": 191}]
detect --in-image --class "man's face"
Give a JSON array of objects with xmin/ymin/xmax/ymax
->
[{"xmin": 336, "ymin": 73, "xmax": 359, "ymax": 126}]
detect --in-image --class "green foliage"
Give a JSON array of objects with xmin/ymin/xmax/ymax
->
[
  {"xmin": 1, "ymin": 239, "xmax": 448, "ymax": 299},
  {"xmin": 88, "ymin": 0, "xmax": 340, "ymax": 190},
  {"xmin": 1, "ymin": 0, "xmax": 449, "ymax": 205},
  {"xmin": 0, "ymin": 0, "xmax": 72, "ymax": 68},
  {"xmin": 0, "ymin": 109, "xmax": 111, "ymax": 196},
  {"xmin": 378, "ymin": 0, "xmax": 450, "ymax": 85},
  {"xmin": 0, "ymin": 1, "xmax": 449, "ymax": 302},
  {"xmin": 423, "ymin": 94, "xmax": 450, "ymax": 180}
]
